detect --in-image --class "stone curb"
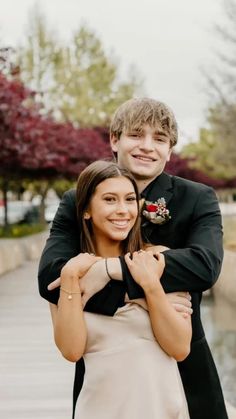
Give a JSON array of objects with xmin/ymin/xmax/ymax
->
[{"xmin": 0, "ymin": 231, "xmax": 48, "ymax": 276}]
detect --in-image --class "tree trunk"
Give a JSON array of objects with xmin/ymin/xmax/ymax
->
[
  {"xmin": 39, "ymin": 182, "xmax": 49, "ymax": 225},
  {"xmin": 3, "ymin": 179, "xmax": 9, "ymax": 232}
]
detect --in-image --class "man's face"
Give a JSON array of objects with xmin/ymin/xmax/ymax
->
[{"xmin": 110, "ymin": 124, "xmax": 172, "ymax": 183}]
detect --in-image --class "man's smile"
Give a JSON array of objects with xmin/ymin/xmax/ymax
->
[{"xmin": 132, "ymin": 154, "xmax": 156, "ymax": 162}]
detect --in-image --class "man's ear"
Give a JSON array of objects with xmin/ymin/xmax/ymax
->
[
  {"xmin": 110, "ymin": 134, "xmax": 119, "ymax": 152},
  {"xmin": 167, "ymin": 147, "xmax": 173, "ymax": 162}
]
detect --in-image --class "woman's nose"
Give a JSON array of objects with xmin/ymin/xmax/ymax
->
[{"xmin": 115, "ymin": 201, "xmax": 128, "ymax": 213}]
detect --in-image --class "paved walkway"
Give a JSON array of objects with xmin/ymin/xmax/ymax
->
[
  {"xmin": 0, "ymin": 260, "xmax": 235, "ymax": 419},
  {"xmin": 0, "ymin": 261, "xmax": 74, "ymax": 419}
]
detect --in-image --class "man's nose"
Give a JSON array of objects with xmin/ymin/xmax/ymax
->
[{"xmin": 139, "ymin": 135, "xmax": 154, "ymax": 151}]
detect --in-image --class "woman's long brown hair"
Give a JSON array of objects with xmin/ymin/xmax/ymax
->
[{"xmin": 76, "ymin": 160, "xmax": 143, "ymax": 255}]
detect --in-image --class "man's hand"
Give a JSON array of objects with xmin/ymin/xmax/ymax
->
[
  {"xmin": 79, "ymin": 259, "xmax": 111, "ymax": 307},
  {"xmin": 48, "ymin": 277, "xmax": 61, "ymax": 291},
  {"xmin": 166, "ymin": 292, "xmax": 193, "ymax": 318},
  {"xmin": 61, "ymin": 253, "xmax": 101, "ymax": 278},
  {"xmin": 144, "ymin": 244, "xmax": 170, "ymax": 253}
]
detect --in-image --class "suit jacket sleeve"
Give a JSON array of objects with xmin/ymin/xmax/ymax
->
[
  {"xmin": 161, "ymin": 186, "xmax": 223, "ymax": 293},
  {"xmin": 38, "ymin": 189, "xmax": 125, "ymax": 313},
  {"xmin": 125, "ymin": 186, "xmax": 224, "ymax": 299},
  {"xmin": 38, "ymin": 189, "xmax": 80, "ymax": 304}
]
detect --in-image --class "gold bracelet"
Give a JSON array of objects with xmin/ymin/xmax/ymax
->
[{"xmin": 60, "ymin": 286, "xmax": 81, "ymax": 300}]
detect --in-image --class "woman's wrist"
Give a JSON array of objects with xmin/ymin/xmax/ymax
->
[
  {"xmin": 60, "ymin": 276, "xmax": 81, "ymax": 301},
  {"xmin": 60, "ymin": 274, "xmax": 80, "ymax": 290}
]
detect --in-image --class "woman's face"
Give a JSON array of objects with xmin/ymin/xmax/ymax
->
[{"xmin": 86, "ymin": 176, "xmax": 138, "ymax": 247}]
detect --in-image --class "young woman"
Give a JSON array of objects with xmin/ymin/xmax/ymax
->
[{"xmin": 49, "ymin": 160, "xmax": 191, "ymax": 419}]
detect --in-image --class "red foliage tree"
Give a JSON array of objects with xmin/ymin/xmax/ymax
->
[
  {"xmin": 0, "ymin": 73, "xmax": 112, "ymax": 179},
  {"xmin": 166, "ymin": 153, "xmax": 226, "ymax": 189},
  {"xmin": 0, "ymin": 72, "xmax": 112, "ymax": 225}
]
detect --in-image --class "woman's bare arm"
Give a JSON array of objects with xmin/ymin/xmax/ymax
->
[
  {"xmin": 49, "ymin": 253, "xmax": 100, "ymax": 362},
  {"xmin": 125, "ymin": 251, "xmax": 192, "ymax": 362}
]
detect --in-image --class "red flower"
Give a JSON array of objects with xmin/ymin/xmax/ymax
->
[{"xmin": 146, "ymin": 204, "xmax": 158, "ymax": 212}]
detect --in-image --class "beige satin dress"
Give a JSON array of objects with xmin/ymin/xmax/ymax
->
[{"xmin": 75, "ymin": 303, "xmax": 190, "ymax": 419}]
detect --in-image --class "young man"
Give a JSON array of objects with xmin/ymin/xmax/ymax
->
[{"xmin": 38, "ymin": 98, "xmax": 228, "ymax": 419}]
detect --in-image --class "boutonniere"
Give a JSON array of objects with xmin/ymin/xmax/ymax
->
[{"xmin": 142, "ymin": 198, "xmax": 171, "ymax": 225}]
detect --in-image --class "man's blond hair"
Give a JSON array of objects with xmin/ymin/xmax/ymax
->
[{"xmin": 110, "ymin": 97, "xmax": 178, "ymax": 147}]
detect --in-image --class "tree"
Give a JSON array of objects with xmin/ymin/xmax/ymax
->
[
  {"xmin": 205, "ymin": 0, "xmax": 236, "ymax": 103},
  {"xmin": 207, "ymin": 104, "xmax": 236, "ymax": 179},
  {"xmin": 18, "ymin": 6, "xmax": 141, "ymax": 126},
  {"xmin": 202, "ymin": 0, "xmax": 236, "ymax": 180},
  {"xmin": 0, "ymin": 71, "xmax": 112, "ymax": 226},
  {"xmin": 166, "ymin": 152, "xmax": 225, "ymax": 189},
  {"xmin": 181, "ymin": 129, "xmax": 219, "ymax": 178}
]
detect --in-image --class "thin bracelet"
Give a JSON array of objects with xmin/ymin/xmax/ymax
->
[
  {"xmin": 105, "ymin": 258, "xmax": 113, "ymax": 281},
  {"xmin": 60, "ymin": 286, "xmax": 81, "ymax": 300}
]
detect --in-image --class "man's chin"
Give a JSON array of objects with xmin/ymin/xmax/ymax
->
[{"xmin": 131, "ymin": 170, "xmax": 160, "ymax": 181}]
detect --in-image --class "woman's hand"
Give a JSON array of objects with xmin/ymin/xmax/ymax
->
[
  {"xmin": 61, "ymin": 253, "xmax": 101, "ymax": 280},
  {"xmin": 124, "ymin": 250, "xmax": 165, "ymax": 293}
]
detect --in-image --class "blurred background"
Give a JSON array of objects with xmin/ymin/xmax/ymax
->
[{"xmin": 0, "ymin": 0, "xmax": 235, "ymax": 417}]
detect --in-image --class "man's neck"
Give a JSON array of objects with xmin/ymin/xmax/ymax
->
[{"xmin": 135, "ymin": 177, "xmax": 158, "ymax": 194}]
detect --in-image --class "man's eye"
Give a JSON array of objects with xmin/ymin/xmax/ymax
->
[
  {"xmin": 129, "ymin": 133, "xmax": 140, "ymax": 138},
  {"xmin": 155, "ymin": 137, "xmax": 168, "ymax": 143}
]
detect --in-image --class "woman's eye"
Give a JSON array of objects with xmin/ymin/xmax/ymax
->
[
  {"xmin": 127, "ymin": 197, "xmax": 136, "ymax": 202},
  {"xmin": 104, "ymin": 197, "xmax": 115, "ymax": 202}
]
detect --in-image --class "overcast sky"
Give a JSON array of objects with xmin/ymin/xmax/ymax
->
[{"xmin": 1, "ymin": 0, "xmax": 224, "ymax": 148}]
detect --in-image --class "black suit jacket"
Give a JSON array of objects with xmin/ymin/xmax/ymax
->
[{"xmin": 38, "ymin": 172, "xmax": 228, "ymax": 419}]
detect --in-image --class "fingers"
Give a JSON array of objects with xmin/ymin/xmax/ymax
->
[
  {"xmin": 172, "ymin": 303, "xmax": 193, "ymax": 315},
  {"xmin": 167, "ymin": 291, "xmax": 191, "ymax": 301},
  {"xmin": 181, "ymin": 312, "xmax": 191, "ymax": 319},
  {"xmin": 178, "ymin": 291, "xmax": 191, "ymax": 300},
  {"xmin": 166, "ymin": 292, "xmax": 192, "ymax": 308},
  {"xmin": 153, "ymin": 252, "xmax": 165, "ymax": 263},
  {"xmin": 125, "ymin": 250, "xmax": 165, "ymax": 265},
  {"xmin": 173, "ymin": 297, "xmax": 192, "ymax": 308},
  {"xmin": 124, "ymin": 252, "xmax": 132, "ymax": 266},
  {"xmin": 153, "ymin": 245, "xmax": 170, "ymax": 253},
  {"xmin": 47, "ymin": 277, "xmax": 61, "ymax": 290}
]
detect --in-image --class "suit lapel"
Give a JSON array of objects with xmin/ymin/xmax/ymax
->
[{"xmin": 141, "ymin": 172, "xmax": 174, "ymax": 206}]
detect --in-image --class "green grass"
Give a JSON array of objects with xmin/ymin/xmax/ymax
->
[{"xmin": 0, "ymin": 223, "xmax": 46, "ymax": 238}]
